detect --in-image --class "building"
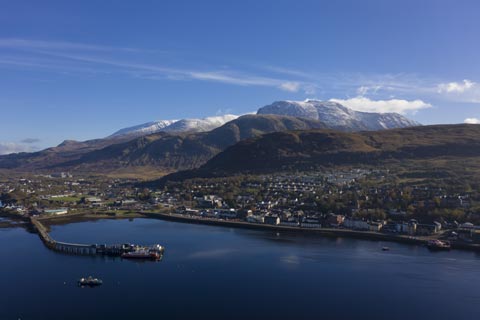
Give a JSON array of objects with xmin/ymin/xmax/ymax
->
[
  {"xmin": 343, "ymin": 218, "xmax": 369, "ymax": 230},
  {"xmin": 44, "ymin": 208, "xmax": 68, "ymax": 215},
  {"xmin": 326, "ymin": 214, "xmax": 345, "ymax": 227},
  {"xmin": 247, "ymin": 215, "xmax": 264, "ymax": 224},
  {"xmin": 197, "ymin": 195, "xmax": 223, "ymax": 208},
  {"xmin": 264, "ymin": 215, "xmax": 280, "ymax": 225},
  {"xmin": 416, "ymin": 223, "xmax": 441, "ymax": 235},
  {"xmin": 216, "ymin": 209, "xmax": 237, "ymax": 219},
  {"xmin": 301, "ymin": 217, "xmax": 321, "ymax": 228},
  {"xmin": 368, "ymin": 222, "xmax": 383, "ymax": 232}
]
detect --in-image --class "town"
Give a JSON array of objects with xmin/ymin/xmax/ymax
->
[{"xmin": 1, "ymin": 168, "xmax": 480, "ymax": 248}]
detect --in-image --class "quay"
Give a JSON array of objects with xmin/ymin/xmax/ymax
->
[{"xmin": 30, "ymin": 216, "xmax": 164, "ymax": 257}]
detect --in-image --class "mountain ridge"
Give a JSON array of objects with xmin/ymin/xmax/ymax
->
[
  {"xmin": 257, "ymin": 99, "xmax": 420, "ymax": 131},
  {"xmin": 157, "ymin": 124, "xmax": 480, "ymax": 183}
]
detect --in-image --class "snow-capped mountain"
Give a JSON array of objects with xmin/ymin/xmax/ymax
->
[
  {"xmin": 257, "ymin": 99, "xmax": 420, "ymax": 131},
  {"xmin": 111, "ymin": 99, "xmax": 419, "ymax": 139},
  {"xmin": 111, "ymin": 120, "xmax": 177, "ymax": 137},
  {"xmin": 110, "ymin": 115, "xmax": 239, "ymax": 138}
]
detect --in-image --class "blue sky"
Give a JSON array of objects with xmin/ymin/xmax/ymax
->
[{"xmin": 1, "ymin": 0, "xmax": 480, "ymax": 153}]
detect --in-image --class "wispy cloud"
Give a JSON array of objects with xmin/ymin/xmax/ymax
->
[
  {"xmin": 0, "ymin": 38, "xmax": 142, "ymax": 53},
  {"xmin": 0, "ymin": 38, "xmax": 313, "ymax": 92},
  {"xmin": 330, "ymin": 97, "xmax": 432, "ymax": 115},
  {"xmin": 2, "ymin": 38, "xmax": 479, "ymax": 105}
]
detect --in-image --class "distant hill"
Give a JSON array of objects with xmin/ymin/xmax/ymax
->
[
  {"xmin": 159, "ymin": 124, "xmax": 480, "ymax": 182},
  {"xmin": 257, "ymin": 99, "xmax": 420, "ymax": 131}
]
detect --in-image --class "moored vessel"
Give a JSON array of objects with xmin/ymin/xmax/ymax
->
[
  {"xmin": 78, "ymin": 276, "xmax": 103, "ymax": 286},
  {"xmin": 427, "ymin": 240, "xmax": 451, "ymax": 251},
  {"xmin": 121, "ymin": 249, "xmax": 161, "ymax": 260}
]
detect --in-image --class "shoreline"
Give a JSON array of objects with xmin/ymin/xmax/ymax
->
[
  {"xmin": 27, "ymin": 211, "xmax": 480, "ymax": 252},
  {"xmin": 143, "ymin": 212, "xmax": 480, "ymax": 252}
]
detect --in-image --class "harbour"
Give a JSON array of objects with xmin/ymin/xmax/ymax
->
[{"xmin": 30, "ymin": 216, "xmax": 164, "ymax": 258}]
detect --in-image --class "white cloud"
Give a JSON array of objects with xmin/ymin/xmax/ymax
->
[
  {"xmin": 436, "ymin": 79, "xmax": 480, "ymax": 103},
  {"xmin": 329, "ymin": 96, "xmax": 431, "ymax": 114},
  {"xmin": 464, "ymin": 118, "xmax": 480, "ymax": 124},
  {"xmin": 0, "ymin": 142, "xmax": 37, "ymax": 155},
  {"xmin": 279, "ymin": 82, "xmax": 300, "ymax": 92},
  {"xmin": 437, "ymin": 79, "xmax": 475, "ymax": 93}
]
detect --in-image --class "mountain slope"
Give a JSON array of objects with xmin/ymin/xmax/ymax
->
[
  {"xmin": 257, "ymin": 99, "xmax": 420, "ymax": 131},
  {"xmin": 159, "ymin": 124, "xmax": 480, "ymax": 181}
]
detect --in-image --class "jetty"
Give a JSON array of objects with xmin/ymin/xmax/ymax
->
[{"xmin": 30, "ymin": 216, "xmax": 164, "ymax": 257}]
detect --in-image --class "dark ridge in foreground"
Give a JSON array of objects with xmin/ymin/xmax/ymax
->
[{"xmin": 155, "ymin": 124, "xmax": 480, "ymax": 185}]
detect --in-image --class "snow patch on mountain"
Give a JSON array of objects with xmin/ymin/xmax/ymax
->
[
  {"xmin": 257, "ymin": 99, "xmax": 420, "ymax": 131},
  {"xmin": 110, "ymin": 115, "xmax": 239, "ymax": 138}
]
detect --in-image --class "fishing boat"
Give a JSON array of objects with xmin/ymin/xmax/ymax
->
[
  {"xmin": 78, "ymin": 276, "xmax": 103, "ymax": 286},
  {"xmin": 427, "ymin": 240, "xmax": 451, "ymax": 251}
]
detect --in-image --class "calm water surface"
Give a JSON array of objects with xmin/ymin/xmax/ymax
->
[{"xmin": 1, "ymin": 218, "xmax": 480, "ymax": 319}]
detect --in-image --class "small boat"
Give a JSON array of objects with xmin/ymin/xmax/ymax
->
[
  {"xmin": 78, "ymin": 276, "xmax": 103, "ymax": 286},
  {"xmin": 427, "ymin": 240, "xmax": 451, "ymax": 251},
  {"xmin": 382, "ymin": 247, "xmax": 390, "ymax": 251}
]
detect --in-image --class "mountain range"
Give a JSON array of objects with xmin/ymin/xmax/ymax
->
[
  {"xmin": 110, "ymin": 99, "xmax": 418, "ymax": 138},
  {"xmin": 0, "ymin": 100, "xmax": 422, "ymax": 176}
]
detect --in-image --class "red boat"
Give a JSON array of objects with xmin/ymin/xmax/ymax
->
[{"xmin": 121, "ymin": 250, "xmax": 161, "ymax": 260}]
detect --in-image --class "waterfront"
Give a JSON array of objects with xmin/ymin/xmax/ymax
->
[{"xmin": 2, "ymin": 218, "xmax": 480, "ymax": 319}]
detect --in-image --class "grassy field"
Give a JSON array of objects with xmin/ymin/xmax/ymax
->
[{"xmin": 49, "ymin": 196, "xmax": 83, "ymax": 203}]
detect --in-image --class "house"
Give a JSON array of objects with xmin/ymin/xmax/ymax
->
[
  {"xmin": 247, "ymin": 215, "xmax": 264, "ymax": 224},
  {"xmin": 326, "ymin": 214, "xmax": 345, "ymax": 227},
  {"xmin": 280, "ymin": 218, "xmax": 300, "ymax": 227},
  {"xmin": 416, "ymin": 223, "xmax": 440, "ymax": 235},
  {"xmin": 264, "ymin": 215, "xmax": 280, "ymax": 225},
  {"xmin": 343, "ymin": 218, "xmax": 369, "ymax": 230},
  {"xmin": 216, "ymin": 209, "xmax": 237, "ymax": 219},
  {"xmin": 368, "ymin": 222, "xmax": 383, "ymax": 232},
  {"xmin": 197, "ymin": 195, "xmax": 223, "ymax": 208},
  {"xmin": 301, "ymin": 217, "xmax": 321, "ymax": 228},
  {"xmin": 121, "ymin": 199, "xmax": 137, "ymax": 206}
]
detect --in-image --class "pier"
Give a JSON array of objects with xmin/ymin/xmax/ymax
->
[{"xmin": 30, "ymin": 216, "xmax": 164, "ymax": 257}]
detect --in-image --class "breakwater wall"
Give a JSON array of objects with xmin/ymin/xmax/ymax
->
[{"xmin": 30, "ymin": 217, "xmax": 98, "ymax": 255}]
